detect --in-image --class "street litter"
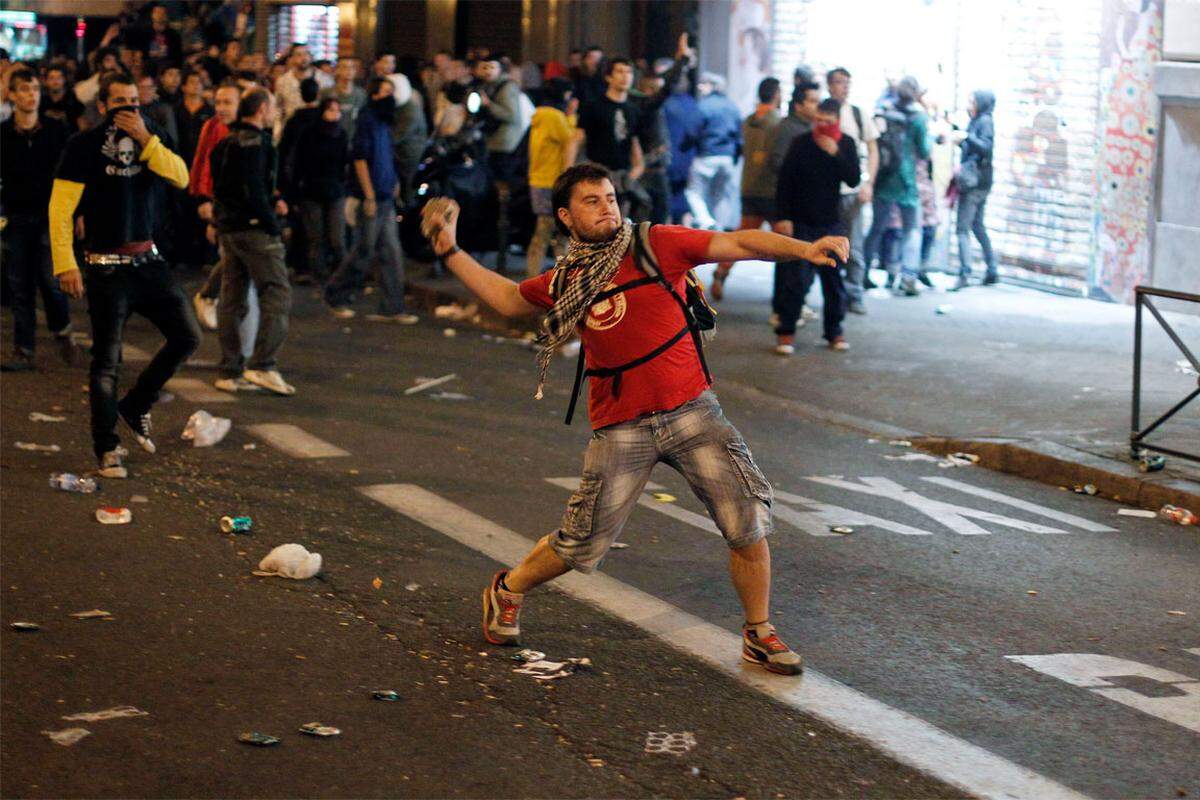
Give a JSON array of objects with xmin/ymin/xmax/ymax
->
[
  {"xmin": 238, "ymin": 732, "xmax": 280, "ymax": 746},
  {"xmin": 299, "ymin": 722, "xmax": 341, "ymax": 737},
  {"xmin": 62, "ymin": 705, "xmax": 148, "ymax": 722},
  {"xmin": 830, "ymin": 526, "xmax": 854, "ymax": 535},
  {"xmin": 130, "ymin": 495, "xmax": 149, "ymax": 504},
  {"xmin": 651, "ymin": 492, "xmax": 677, "ymax": 502},
  {"xmin": 482, "ymin": 333, "xmax": 534, "ymax": 347},
  {"xmin": 610, "ymin": 542, "xmax": 630, "ymax": 550},
  {"xmin": 1176, "ymin": 359, "xmax": 1198, "ymax": 376},
  {"xmin": 255, "ymin": 544, "xmax": 322, "ymax": 579},
  {"xmin": 586, "ymin": 757, "xmax": 605, "ymax": 767},
  {"xmin": 1167, "ymin": 610, "xmax": 1188, "ymax": 616},
  {"xmin": 43, "ymin": 728, "xmax": 90, "ymax": 747},
  {"xmin": 434, "ymin": 302, "xmax": 478, "ymax": 321},
  {"xmin": 404, "ymin": 373, "xmax": 457, "ymax": 396},
  {"xmin": 1117, "ymin": 509, "xmax": 1157, "ymax": 518},
  {"xmin": 10, "ymin": 622, "xmax": 40, "ymax": 631},
  {"xmin": 889, "ymin": 440, "xmax": 913, "ymax": 448},
  {"xmin": 70, "ymin": 609, "xmax": 112, "ymax": 619},
  {"xmin": 372, "ymin": 690, "xmax": 401, "ymax": 702},
  {"xmin": 372, "ymin": 577, "xmax": 383, "ymax": 589},
  {"xmin": 429, "ymin": 391, "xmax": 472, "ymax": 401},
  {"xmin": 404, "ymin": 582, "xmax": 420, "ymax": 591},
  {"xmin": 1159, "ymin": 505, "xmax": 1197, "ymax": 525},
  {"xmin": 883, "ymin": 453, "xmax": 940, "ymax": 463},
  {"xmin": 29, "ymin": 412, "xmax": 66, "ymax": 422},
  {"xmin": 95, "ymin": 506, "xmax": 132, "ymax": 524},
  {"xmin": 938, "ymin": 453, "xmax": 979, "ymax": 469},
  {"xmin": 1027, "ymin": 590, "xmax": 1039, "ymax": 596},
  {"xmin": 243, "ymin": 443, "xmax": 257, "ymax": 450},
  {"xmin": 15, "ymin": 442, "xmax": 61, "ymax": 452},
  {"xmin": 512, "ymin": 649, "xmax": 545, "ymax": 663},
  {"xmin": 442, "ymin": 328, "xmax": 457, "ymax": 338},
  {"xmin": 644, "ymin": 731, "xmax": 698, "ymax": 755},
  {"xmin": 1139, "ymin": 455, "xmax": 1166, "ymax": 473},
  {"xmin": 49, "ymin": 473, "xmax": 98, "ymax": 493},
  {"xmin": 513, "ymin": 656, "xmax": 591, "ymax": 681},
  {"xmin": 1073, "ymin": 484, "xmax": 1099, "ymax": 495},
  {"xmin": 181, "ymin": 410, "xmax": 232, "ymax": 447},
  {"xmin": 219, "ymin": 515, "xmax": 252, "ymax": 534},
  {"xmin": 935, "ymin": 304, "xmax": 953, "ymax": 315}
]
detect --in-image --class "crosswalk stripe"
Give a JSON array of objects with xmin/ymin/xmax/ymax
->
[
  {"xmin": 359, "ymin": 483, "xmax": 1090, "ymax": 800},
  {"xmin": 921, "ymin": 477, "xmax": 1116, "ymax": 532},
  {"xmin": 247, "ymin": 423, "xmax": 350, "ymax": 459},
  {"xmin": 165, "ymin": 377, "xmax": 236, "ymax": 404}
]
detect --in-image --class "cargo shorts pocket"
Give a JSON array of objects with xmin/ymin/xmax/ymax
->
[
  {"xmin": 726, "ymin": 438, "xmax": 773, "ymax": 505},
  {"xmin": 561, "ymin": 473, "xmax": 604, "ymax": 540}
]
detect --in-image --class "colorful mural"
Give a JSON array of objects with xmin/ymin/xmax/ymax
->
[{"xmin": 1092, "ymin": 0, "xmax": 1163, "ymax": 302}]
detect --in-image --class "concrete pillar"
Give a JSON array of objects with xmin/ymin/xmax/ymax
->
[{"xmin": 427, "ymin": 0, "xmax": 457, "ymax": 58}]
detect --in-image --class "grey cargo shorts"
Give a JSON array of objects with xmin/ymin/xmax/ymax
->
[{"xmin": 551, "ymin": 390, "xmax": 773, "ymax": 573}]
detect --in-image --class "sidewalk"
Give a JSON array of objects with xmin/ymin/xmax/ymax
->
[{"xmin": 405, "ymin": 260, "xmax": 1200, "ymax": 511}]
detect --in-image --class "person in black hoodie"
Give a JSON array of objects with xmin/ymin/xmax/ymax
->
[
  {"xmin": 292, "ymin": 97, "xmax": 349, "ymax": 283},
  {"xmin": 210, "ymin": 87, "xmax": 295, "ymax": 397},
  {"xmin": 954, "ymin": 89, "xmax": 996, "ymax": 290},
  {"xmin": 774, "ymin": 98, "xmax": 860, "ymax": 355}
]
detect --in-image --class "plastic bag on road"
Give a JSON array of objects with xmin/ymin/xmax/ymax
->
[
  {"xmin": 62, "ymin": 705, "xmax": 148, "ymax": 722},
  {"xmin": 43, "ymin": 728, "xmax": 90, "ymax": 746},
  {"xmin": 255, "ymin": 544, "xmax": 322, "ymax": 579},
  {"xmin": 181, "ymin": 410, "xmax": 231, "ymax": 448}
]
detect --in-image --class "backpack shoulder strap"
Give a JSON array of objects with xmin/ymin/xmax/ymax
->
[
  {"xmin": 852, "ymin": 104, "xmax": 863, "ymax": 139},
  {"xmin": 633, "ymin": 221, "xmax": 662, "ymax": 281}
]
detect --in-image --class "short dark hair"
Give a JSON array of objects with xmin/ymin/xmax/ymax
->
[
  {"xmin": 366, "ymin": 76, "xmax": 391, "ymax": 97},
  {"xmin": 182, "ymin": 69, "xmax": 204, "ymax": 86},
  {"xmin": 237, "ymin": 86, "xmax": 271, "ymax": 119},
  {"xmin": 792, "ymin": 81, "xmax": 819, "ymax": 107},
  {"xmin": 584, "ymin": 45, "xmax": 603, "ymax": 55},
  {"xmin": 300, "ymin": 76, "xmax": 319, "ymax": 103},
  {"xmin": 542, "ymin": 76, "xmax": 573, "ymax": 108},
  {"xmin": 818, "ymin": 97, "xmax": 842, "ymax": 116},
  {"xmin": 99, "ymin": 71, "xmax": 136, "ymax": 103},
  {"xmin": 375, "ymin": 51, "xmax": 395, "ymax": 64},
  {"xmin": 235, "ymin": 69, "xmax": 259, "ymax": 84},
  {"xmin": 551, "ymin": 162, "xmax": 612, "ymax": 235},
  {"xmin": 8, "ymin": 67, "xmax": 37, "ymax": 92},
  {"xmin": 317, "ymin": 95, "xmax": 340, "ymax": 115},
  {"xmin": 826, "ymin": 67, "xmax": 851, "ymax": 84},
  {"xmin": 44, "ymin": 64, "xmax": 68, "ymax": 80},
  {"xmin": 757, "ymin": 77, "xmax": 780, "ymax": 105},
  {"xmin": 603, "ymin": 57, "xmax": 631, "ymax": 78},
  {"xmin": 95, "ymin": 46, "xmax": 119, "ymax": 67}
]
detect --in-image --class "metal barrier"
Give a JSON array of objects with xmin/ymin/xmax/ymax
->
[{"xmin": 1132, "ymin": 286, "xmax": 1200, "ymax": 462}]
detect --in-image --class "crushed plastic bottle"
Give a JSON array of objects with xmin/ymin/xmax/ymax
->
[
  {"xmin": 1139, "ymin": 455, "xmax": 1166, "ymax": 473},
  {"xmin": 1159, "ymin": 505, "xmax": 1197, "ymax": 526},
  {"xmin": 95, "ymin": 506, "xmax": 132, "ymax": 524},
  {"xmin": 49, "ymin": 473, "xmax": 98, "ymax": 493},
  {"xmin": 219, "ymin": 515, "xmax": 252, "ymax": 534},
  {"xmin": 181, "ymin": 410, "xmax": 232, "ymax": 447}
]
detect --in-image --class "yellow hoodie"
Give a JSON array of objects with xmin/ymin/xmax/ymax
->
[{"xmin": 527, "ymin": 106, "xmax": 576, "ymax": 190}]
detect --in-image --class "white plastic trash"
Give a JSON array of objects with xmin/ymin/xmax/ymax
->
[
  {"xmin": 181, "ymin": 410, "xmax": 232, "ymax": 447},
  {"xmin": 257, "ymin": 544, "xmax": 322, "ymax": 580}
]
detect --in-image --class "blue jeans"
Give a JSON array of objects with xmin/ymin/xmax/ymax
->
[
  {"xmin": 956, "ymin": 186, "xmax": 996, "ymax": 278},
  {"xmin": 552, "ymin": 391, "xmax": 773, "ymax": 573},
  {"xmin": 325, "ymin": 198, "xmax": 407, "ymax": 314},
  {"xmin": 864, "ymin": 199, "xmax": 920, "ymax": 280}
]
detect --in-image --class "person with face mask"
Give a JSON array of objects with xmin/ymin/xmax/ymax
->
[
  {"xmin": 323, "ymin": 77, "xmax": 417, "ymax": 324},
  {"xmin": 49, "ymin": 72, "xmax": 198, "ymax": 479},
  {"xmin": 292, "ymin": 97, "xmax": 349, "ymax": 283},
  {"xmin": 421, "ymin": 162, "xmax": 848, "ymax": 676}
]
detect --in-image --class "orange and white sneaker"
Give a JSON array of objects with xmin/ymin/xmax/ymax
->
[
  {"xmin": 742, "ymin": 621, "xmax": 804, "ymax": 675},
  {"xmin": 482, "ymin": 570, "xmax": 523, "ymax": 646}
]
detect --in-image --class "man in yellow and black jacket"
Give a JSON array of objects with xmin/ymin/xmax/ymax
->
[{"xmin": 51, "ymin": 72, "xmax": 200, "ymax": 479}]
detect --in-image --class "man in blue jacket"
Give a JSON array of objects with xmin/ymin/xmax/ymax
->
[{"xmin": 684, "ymin": 72, "xmax": 742, "ymax": 231}]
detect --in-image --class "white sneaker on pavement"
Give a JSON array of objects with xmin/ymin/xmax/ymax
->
[
  {"xmin": 242, "ymin": 369, "xmax": 296, "ymax": 396},
  {"xmin": 214, "ymin": 376, "xmax": 263, "ymax": 393},
  {"xmin": 329, "ymin": 306, "xmax": 356, "ymax": 320},
  {"xmin": 193, "ymin": 293, "xmax": 218, "ymax": 331}
]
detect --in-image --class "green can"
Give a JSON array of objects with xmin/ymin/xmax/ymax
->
[{"xmin": 219, "ymin": 515, "xmax": 252, "ymax": 534}]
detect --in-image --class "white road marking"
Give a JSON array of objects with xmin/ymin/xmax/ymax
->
[
  {"xmin": 806, "ymin": 476, "xmax": 1066, "ymax": 535},
  {"xmin": 1186, "ymin": 648, "xmax": 1200, "ymax": 659},
  {"xmin": 361, "ymin": 483, "xmax": 1089, "ymax": 800},
  {"xmin": 247, "ymin": 423, "xmax": 349, "ymax": 458},
  {"xmin": 921, "ymin": 478, "xmax": 1116, "ymax": 532},
  {"xmin": 1007, "ymin": 653, "xmax": 1200, "ymax": 734},
  {"xmin": 164, "ymin": 377, "xmax": 236, "ymax": 404}
]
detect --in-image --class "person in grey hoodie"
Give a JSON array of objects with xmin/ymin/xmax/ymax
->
[
  {"xmin": 954, "ymin": 89, "xmax": 996, "ymax": 290},
  {"xmin": 684, "ymin": 71, "xmax": 743, "ymax": 230},
  {"xmin": 711, "ymin": 77, "xmax": 783, "ymax": 300}
]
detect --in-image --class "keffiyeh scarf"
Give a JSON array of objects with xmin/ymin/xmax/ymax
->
[{"xmin": 533, "ymin": 221, "xmax": 633, "ymax": 400}]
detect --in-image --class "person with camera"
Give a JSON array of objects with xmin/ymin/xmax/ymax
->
[
  {"xmin": 420, "ymin": 162, "xmax": 848, "ymax": 676},
  {"xmin": 49, "ymin": 72, "xmax": 199, "ymax": 478},
  {"xmin": 472, "ymin": 56, "xmax": 526, "ymax": 270},
  {"xmin": 953, "ymin": 89, "xmax": 997, "ymax": 290}
]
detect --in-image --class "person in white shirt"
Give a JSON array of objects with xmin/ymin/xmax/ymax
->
[
  {"xmin": 826, "ymin": 67, "xmax": 878, "ymax": 315},
  {"xmin": 274, "ymin": 43, "xmax": 332, "ymax": 125}
]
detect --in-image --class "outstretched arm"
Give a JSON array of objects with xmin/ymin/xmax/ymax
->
[
  {"xmin": 704, "ymin": 229, "xmax": 849, "ymax": 268},
  {"xmin": 423, "ymin": 200, "xmax": 539, "ymax": 318}
]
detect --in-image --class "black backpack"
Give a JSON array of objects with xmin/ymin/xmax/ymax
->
[
  {"xmin": 875, "ymin": 107, "xmax": 909, "ymax": 180},
  {"xmin": 555, "ymin": 221, "xmax": 716, "ymax": 425}
]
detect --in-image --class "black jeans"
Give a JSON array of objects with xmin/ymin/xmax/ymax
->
[
  {"xmin": 84, "ymin": 257, "xmax": 200, "ymax": 458},
  {"xmin": 775, "ymin": 223, "xmax": 848, "ymax": 341},
  {"xmin": 298, "ymin": 197, "xmax": 347, "ymax": 282},
  {"xmin": 2, "ymin": 215, "xmax": 71, "ymax": 354},
  {"xmin": 637, "ymin": 168, "xmax": 671, "ymax": 224},
  {"xmin": 217, "ymin": 230, "xmax": 292, "ymax": 378}
]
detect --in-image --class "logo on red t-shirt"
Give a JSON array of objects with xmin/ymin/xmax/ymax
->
[{"xmin": 586, "ymin": 281, "xmax": 627, "ymax": 331}]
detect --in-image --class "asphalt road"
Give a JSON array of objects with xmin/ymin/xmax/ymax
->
[{"xmin": 1, "ymin": 284, "xmax": 1196, "ymax": 799}]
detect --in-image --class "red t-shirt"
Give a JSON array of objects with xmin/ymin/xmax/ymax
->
[{"xmin": 519, "ymin": 225, "xmax": 715, "ymax": 430}]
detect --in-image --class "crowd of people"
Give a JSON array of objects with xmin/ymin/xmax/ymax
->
[{"xmin": 0, "ymin": 1, "xmax": 1000, "ymax": 470}]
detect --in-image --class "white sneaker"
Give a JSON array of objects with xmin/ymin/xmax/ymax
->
[
  {"xmin": 774, "ymin": 343, "xmax": 795, "ymax": 356},
  {"xmin": 767, "ymin": 312, "xmax": 803, "ymax": 329},
  {"xmin": 801, "ymin": 305, "xmax": 818, "ymax": 321},
  {"xmin": 98, "ymin": 447, "xmax": 129, "ymax": 479},
  {"xmin": 243, "ymin": 369, "xmax": 296, "ymax": 396},
  {"xmin": 214, "ymin": 376, "xmax": 263, "ymax": 393},
  {"xmin": 364, "ymin": 312, "xmax": 419, "ymax": 325},
  {"xmin": 329, "ymin": 306, "xmax": 356, "ymax": 320},
  {"xmin": 193, "ymin": 293, "xmax": 218, "ymax": 331}
]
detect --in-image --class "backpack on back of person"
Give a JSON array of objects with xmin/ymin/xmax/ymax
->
[
  {"xmin": 555, "ymin": 221, "xmax": 716, "ymax": 425},
  {"xmin": 875, "ymin": 106, "xmax": 909, "ymax": 180}
]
